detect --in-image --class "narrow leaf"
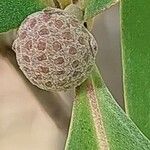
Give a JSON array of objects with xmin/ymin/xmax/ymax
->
[
  {"xmin": 65, "ymin": 66, "xmax": 150, "ymax": 149},
  {"xmin": 65, "ymin": 81, "xmax": 100, "ymax": 150},
  {"xmin": 84, "ymin": 0, "xmax": 119, "ymax": 20},
  {"xmin": 121, "ymin": 0, "xmax": 150, "ymax": 139},
  {"xmin": 0, "ymin": 0, "xmax": 46, "ymax": 33}
]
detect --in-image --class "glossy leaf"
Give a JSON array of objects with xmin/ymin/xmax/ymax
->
[
  {"xmin": 84, "ymin": 0, "xmax": 119, "ymax": 19},
  {"xmin": 65, "ymin": 66, "xmax": 150, "ymax": 150},
  {"xmin": 121, "ymin": 0, "xmax": 150, "ymax": 139},
  {"xmin": 0, "ymin": 0, "xmax": 45, "ymax": 33}
]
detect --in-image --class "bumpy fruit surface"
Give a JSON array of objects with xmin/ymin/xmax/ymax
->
[{"xmin": 12, "ymin": 7, "xmax": 98, "ymax": 91}]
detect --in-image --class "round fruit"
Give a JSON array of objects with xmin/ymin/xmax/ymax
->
[{"xmin": 12, "ymin": 7, "xmax": 98, "ymax": 91}]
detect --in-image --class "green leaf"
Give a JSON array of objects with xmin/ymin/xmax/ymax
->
[
  {"xmin": 121, "ymin": 0, "xmax": 150, "ymax": 139},
  {"xmin": 84, "ymin": 0, "xmax": 119, "ymax": 20},
  {"xmin": 65, "ymin": 66, "xmax": 150, "ymax": 150},
  {"xmin": 0, "ymin": 0, "xmax": 46, "ymax": 33},
  {"xmin": 65, "ymin": 81, "xmax": 100, "ymax": 150}
]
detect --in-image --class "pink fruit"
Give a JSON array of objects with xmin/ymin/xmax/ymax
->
[{"xmin": 12, "ymin": 7, "xmax": 98, "ymax": 91}]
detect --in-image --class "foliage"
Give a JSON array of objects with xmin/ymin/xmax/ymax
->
[
  {"xmin": 0, "ymin": 0, "xmax": 150, "ymax": 149},
  {"xmin": 0, "ymin": 0, "xmax": 45, "ymax": 32},
  {"xmin": 84, "ymin": 0, "xmax": 119, "ymax": 19},
  {"xmin": 65, "ymin": 66, "xmax": 150, "ymax": 149},
  {"xmin": 121, "ymin": 0, "xmax": 150, "ymax": 139}
]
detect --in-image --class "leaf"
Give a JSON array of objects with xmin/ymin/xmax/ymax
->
[
  {"xmin": 0, "ymin": 0, "xmax": 46, "ymax": 33},
  {"xmin": 65, "ymin": 81, "xmax": 100, "ymax": 150},
  {"xmin": 121, "ymin": 0, "xmax": 150, "ymax": 139},
  {"xmin": 84, "ymin": 0, "xmax": 119, "ymax": 20},
  {"xmin": 65, "ymin": 66, "xmax": 150, "ymax": 150}
]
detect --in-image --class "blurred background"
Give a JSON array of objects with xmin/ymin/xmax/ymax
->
[{"xmin": 0, "ymin": 3, "xmax": 123, "ymax": 150}]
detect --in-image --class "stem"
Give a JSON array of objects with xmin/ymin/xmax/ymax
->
[
  {"xmin": 53, "ymin": 0, "xmax": 61, "ymax": 8},
  {"xmin": 64, "ymin": 4, "xmax": 84, "ymax": 23}
]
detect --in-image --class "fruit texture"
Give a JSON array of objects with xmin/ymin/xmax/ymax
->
[{"xmin": 12, "ymin": 7, "xmax": 98, "ymax": 91}]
